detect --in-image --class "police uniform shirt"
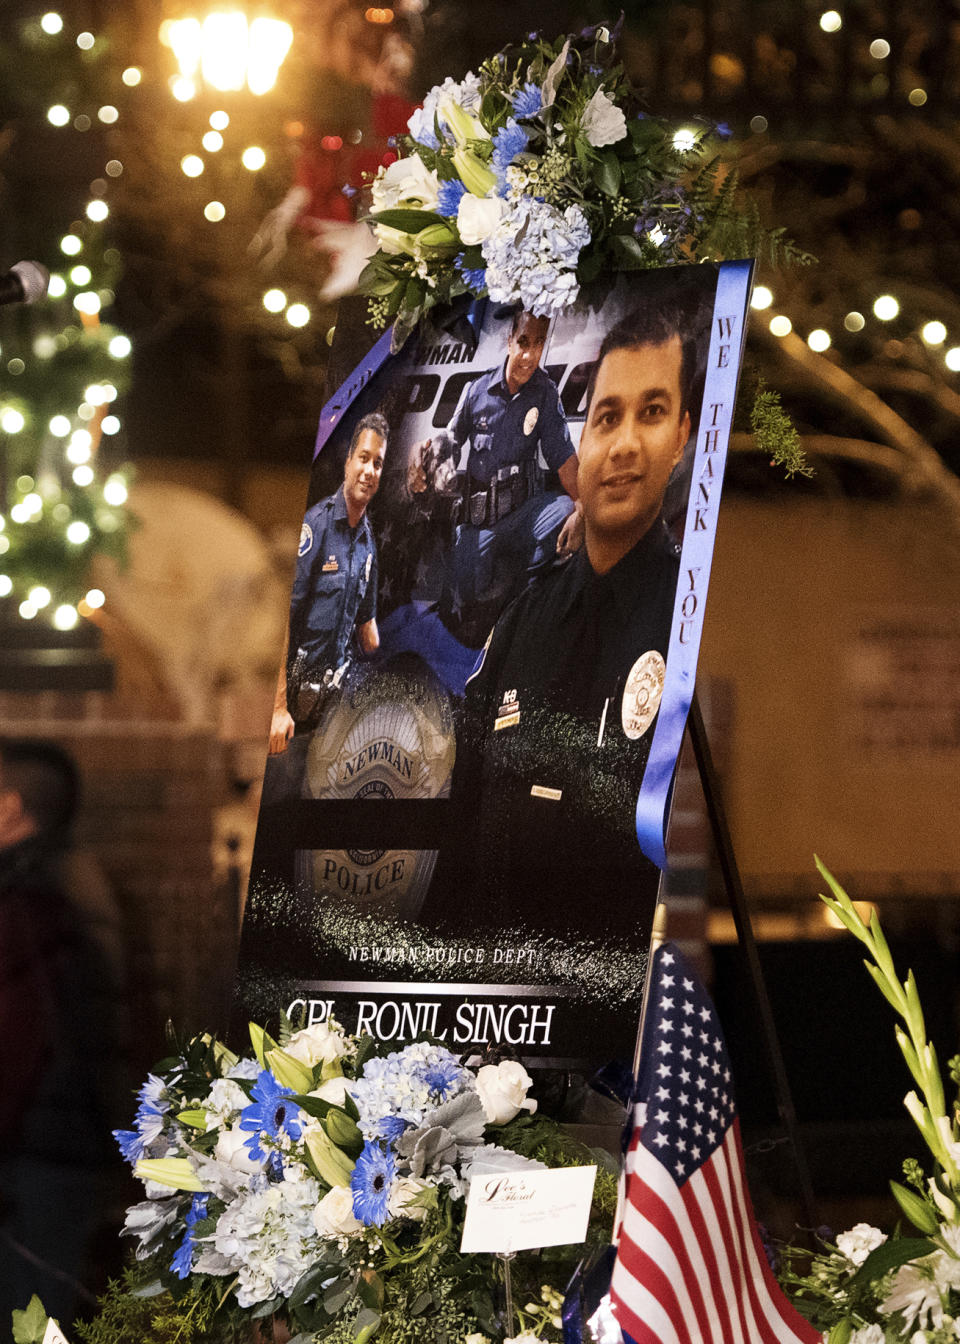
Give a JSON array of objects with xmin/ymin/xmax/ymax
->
[
  {"xmin": 450, "ymin": 520, "xmax": 679, "ymax": 932},
  {"xmin": 289, "ymin": 485, "xmax": 378, "ymax": 674},
  {"xmin": 448, "ymin": 363, "xmax": 575, "ymax": 489}
]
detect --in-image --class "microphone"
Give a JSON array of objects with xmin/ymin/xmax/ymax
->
[{"xmin": 0, "ymin": 261, "xmax": 51, "ymax": 307}]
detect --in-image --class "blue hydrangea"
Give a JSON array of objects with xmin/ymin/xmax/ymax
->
[
  {"xmin": 351, "ymin": 1142, "xmax": 396, "ymax": 1226},
  {"xmin": 455, "ymin": 252, "xmax": 487, "ymax": 292},
  {"xmin": 348, "ymin": 1043, "xmax": 475, "ymax": 1140},
  {"xmin": 437, "ymin": 178, "xmax": 467, "ymax": 217},
  {"xmin": 482, "ymin": 198, "xmax": 591, "ymax": 316},
  {"xmin": 492, "ymin": 119, "xmax": 529, "ymax": 189},
  {"xmin": 511, "ymin": 83, "xmax": 542, "ymax": 119}
]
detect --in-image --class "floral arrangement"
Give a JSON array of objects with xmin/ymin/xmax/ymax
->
[
  {"xmin": 778, "ymin": 862, "xmax": 960, "ymax": 1343},
  {"xmin": 359, "ymin": 21, "xmax": 810, "ymax": 347},
  {"xmin": 52, "ymin": 1018, "xmax": 616, "ymax": 1344}
]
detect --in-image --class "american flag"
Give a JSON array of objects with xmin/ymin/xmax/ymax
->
[{"xmin": 609, "ymin": 942, "xmax": 820, "ymax": 1344}]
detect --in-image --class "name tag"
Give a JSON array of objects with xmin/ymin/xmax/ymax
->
[
  {"xmin": 530, "ymin": 785, "xmax": 562, "ymax": 801},
  {"xmin": 495, "ymin": 711, "xmax": 519, "ymax": 731},
  {"xmin": 322, "ymin": 557, "xmax": 339, "ymax": 573}
]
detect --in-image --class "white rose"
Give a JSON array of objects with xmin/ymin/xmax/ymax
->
[
  {"xmin": 308, "ymin": 1076, "xmax": 351, "ymax": 1108},
  {"xmin": 313, "ymin": 1184, "xmax": 362, "ymax": 1238},
  {"xmin": 387, "ymin": 1175, "xmax": 429, "ymax": 1222},
  {"xmin": 457, "ymin": 194, "xmax": 504, "ymax": 246},
  {"xmin": 836, "ymin": 1223, "xmax": 887, "ymax": 1267},
  {"xmin": 371, "ymin": 156, "xmax": 440, "ymax": 214},
  {"xmin": 475, "ymin": 1061, "xmax": 537, "ymax": 1125},
  {"xmin": 215, "ymin": 1126, "xmax": 264, "ymax": 1177},
  {"xmin": 285, "ymin": 1021, "xmax": 350, "ymax": 1069},
  {"xmin": 203, "ymin": 1078, "xmax": 249, "ymax": 1125}
]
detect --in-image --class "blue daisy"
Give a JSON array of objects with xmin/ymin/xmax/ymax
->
[
  {"xmin": 511, "ymin": 82, "xmax": 542, "ymax": 119},
  {"xmin": 492, "ymin": 119, "xmax": 529, "ymax": 185},
  {"xmin": 420, "ymin": 1056, "xmax": 465, "ymax": 1100},
  {"xmin": 374, "ymin": 1114, "xmax": 409, "ymax": 1142},
  {"xmin": 351, "ymin": 1141, "xmax": 396, "ymax": 1226},
  {"xmin": 112, "ymin": 1127, "xmax": 144, "ymax": 1164},
  {"xmin": 437, "ymin": 178, "xmax": 467, "ymax": 217},
  {"xmin": 170, "ymin": 1193, "xmax": 209, "ymax": 1280},
  {"xmin": 239, "ymin": 1069, "xmax": 303, "ymax": 1162}
]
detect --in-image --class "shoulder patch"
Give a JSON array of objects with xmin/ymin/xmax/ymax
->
[{"xmin": 298, "ymin": 522, "xmax": 313, "ymax": 557}]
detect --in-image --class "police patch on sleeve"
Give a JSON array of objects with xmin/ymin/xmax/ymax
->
[
  {"xmin": 298, "ymin": 522, "xmax": 313, "ymax": 557},
  {"xmin": 622, "ymin": 650, "xmax": 666, "ymax": 740},
  {"xmin": 523, "ymin": 406, "xmax": 539, "ymax": 436}
]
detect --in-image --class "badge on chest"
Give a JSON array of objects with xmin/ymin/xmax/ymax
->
[
  {"xmin": 322, "ymin": 556, "xmax": 339, "ymax": 573},
  {"xmin": 494, "ymin": 686, "xmax": 520, "ymax": 730}
]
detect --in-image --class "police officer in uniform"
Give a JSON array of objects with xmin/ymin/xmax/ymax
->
[
  {"xmin": 269, "ymin": 412, "xmax": 388, "ymax": 754},
  {"xmin": 444, "ymin": 289, "xmax": 707, "ymax": 932},
  {"xmin": 410, "ymin": 310, "xmax": 582, "ymax": 646}
]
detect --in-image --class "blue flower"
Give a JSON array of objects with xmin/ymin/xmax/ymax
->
[
  {"xmin": 456, "ymin": 252, "xmax": 487, "ymax": 291},
  {"xmin": 351, "ymin": 1142, "xmax": 396, "ymax": 1226},
  {"xmin": 511, "ymin": 82, "xmax": 542, "ymax": 119},
  {"xmin": 420, "ymin": 1056, "xmax": 464, "ymax": 1100},
  {"xmin": 113, "ymin": 1127, "xmax": 144, "ymax": 1164},
  {"xmin": 492, "ymin": 119, "xmax": 529, "ymax": 186},
  {"xmin": 715, "ymin": 122, "xmax": 732, "ymax": 140},
  {"xmin": 374, "ymin": 1114, "xmax": 410, "ymax": 1143},
  {"xmin": 437, "ymin": 178, "xmax": 467, "ymax": 217},
  {"xmin": 170, "ymin": 1193, "xmax": 209, "ymax": 1280},
  {"xmin": 239, "ymin": 1070, "xmax": 303, "ymax": 1162}
]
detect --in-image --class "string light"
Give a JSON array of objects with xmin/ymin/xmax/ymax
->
[
  {"xmin": 263, "ymin": 288, "xmax": 286, "ymax": 312},
  {"xmin": 72, "ymin": 465, "xmax": 94, "ymax": 486},
  {"xmin": 210, "ymin": 110, "xmax": 229, "ymax": 130},
  {"xmin": 922, "ymin": 321, "xmax": 947, "ymax": 345},
  {"xmin": 98, "ymin": 105, "xmax": 119, "ymax": 123},
  {"xmin": 85, "ymin": 589, "xmax": 105, "ymax": 608},
  {"xmin": 19, "ymin": 600, "xmax": 37, "ymax": 620},
  {"xmin": 202, "ymin": 131, "xmax": 223, "ymax": 152},
  {"xmin": 819, "ymin": 10, "xmax": 842, "ymax": 31},
  {"xmin": 108, "ymin": 335, "xmax": 131, "ymax": 358},
  {"xmin": 53, "ymin": 604, "xmax": 78, "ymax": 630},
  {"xmin": 106, "ymin": 160, "xmax": 123, "ymax": 177},
  {"xmin": 945, "ymin": 348, "xmax": 960, "ymax": 372},
  {"xmin": 909, "ymin": 88, "xmax": 927, "ymax": 107},
  {"xmin": 844, "ymin": 311, "xmax": 865, "ymax": 332},
  {"xmin": 76, "ymin": 31, "xmax": 95, "ymax": 49},
  {"xmin": 873, "ymin": 294, "xmax": 899, "ymax": 320},
  {"xmin": 33, "ymin": 336, "xmax": 57, "ymax": 359},
  {"xmin": 0, "ymin": 577, "xmax": 11, "ymax": 597},
  {"xmin": 104, "ymin": 476, "xmax": 128, "ymax": 506},
  {"xmin": 122, "ymin": 67, "xmax": 142, "ymax": 86},
  {"xmin": 869, "ymin": 39, "xmax": 890, "ymax": 59},
  {"xmin": 181, "ymin": 154, "xmax": 204, "ymax": 177},
  {"xmin": 672, "ymin": 128, "xmax": 697, "ymax": 152},
  {"xmin": 769, "ymin": 315, "xmax": 792, "ymax": 337},
  {"xmin": 28, "ymin": 585, "xmax": 52, "ymax": 609},
  {"xmin": 70, "ymin": 264, "xmax": 92, "ymax": 285},
  {"xmin": 204, "ymin": 201, "xmax": 226, "ymax": 221},
  {"xmin": 807, "ymin": 329, "xmax": 831, "ymax": 352},
  {"xmin": 49, "ymin": 415, "xmax": 71, "ymax": 437},
  {"xmin": 86, "ymin": 200, "xmax": 109, "ymax": 222},
  {"xmin": 1, "ymin": 409, "xmax": 25, "ymax": 433},
  {"xmin": 750, "ymin": 286, "xmax": 773, "ymax": 310},
  {"xmin": 67, "ymin": 521, "xmax": 90, "ymax": 544},
  {"xmin": 48, "ymin": 274, "xmax": 67, "ymax": 297},
  {"xmin": 171, "ymin": 76, "xmax": 196, "ymax": 101},
  {"xmin": 101, "ymin": 416, "xmax": 120, "ymax": 434},
  {"xmin": 60, "ymin": 234, "xmax": 82, "ymax": 255},
  {"xmin": 40, "ymin": 12, "xmax": 63, "ymax": 34},
  {"xmin": 242, "ymin": 146, "xmax": 266, "ymax": 171},
  {"xmin": 286, "ymin": 303, "xmax": 310, "ymax": 327},
  {"xmin": 47, "ymin": 104, "xmax": 70, "ymax": 126},
  {"xmin": 73, "ymin": 292, "xmax": 101, "ymax": 315}
]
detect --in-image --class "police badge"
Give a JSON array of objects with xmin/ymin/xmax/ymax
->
[{"xmin": 621, "ymin": 650, "xmax": 666, "ymax": 740}]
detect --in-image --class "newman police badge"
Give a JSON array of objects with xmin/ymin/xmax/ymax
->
[
  {"xmin": 621, "ymin": 650, "xmax": 666, "ymax": 740},
  {"xmin": 298, "ymin": 522, "xmax": 313, "ymax": 556},
  {"xmin": 523, "ymin": 406, "xmax": 539, "ymax": 436}
]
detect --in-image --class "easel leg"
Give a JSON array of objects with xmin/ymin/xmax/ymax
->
[{"xmin": 687, "ymin": 692, "xmax": 819, "ymax": 1232}]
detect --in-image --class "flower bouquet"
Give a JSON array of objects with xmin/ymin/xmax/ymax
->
[
  {"xmin": 778, "ymin": 863, "xmax": 960, "ymax": 1343},
  {"xmin": 57, "ymin": 1018, "xmax": 616, "ymax": 1344},
  {"xmin": 358, "ymin": 21, "xmax": 811, "ymax": 348}
]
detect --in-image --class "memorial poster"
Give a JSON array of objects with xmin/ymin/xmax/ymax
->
[{"xmin": 237, "ymin": 261, "xmax": 753, "ymax": 1108}]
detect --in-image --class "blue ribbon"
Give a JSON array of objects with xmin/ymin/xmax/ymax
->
[
  {"xmin": 313, "ymin": 325, "xmax": 395, "ymax": 461},
  {"xmin": 634, "ymin": 260, "xmax": 754, "ymax": 868},
  {"xmin": 562, "ymin": 1245, "xmax": 619, "ymax": 1344}
]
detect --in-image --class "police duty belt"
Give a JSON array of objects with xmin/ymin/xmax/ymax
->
[{"xmin": 289, "ymin": 648, "xmax": 351, "ymax": 729}]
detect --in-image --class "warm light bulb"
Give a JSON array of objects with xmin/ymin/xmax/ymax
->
[
  {"xmin": 210, "ymin": 110, "xmax": 229, "ymax": 130},
  {"xmin": 48, "ymin": 274, "xmax": 67, "ymax": 297},
  {"xmin": 47, "ymin": 104, "xmax": 70, "ymax": 126},
  {"xmin": 98, "ymin": 105, "xmax": 119, "ymax": 124},
  {"xmin": 60, "ymin": 234, "xmax": 82, "ymax": 255},
  {"xmin": 870, "ymin": 38, "xmax": 890, "ymax": 59},
  {"xmin": 286, "ymin": 303, "xmax": 310, "ymax": 327},
  {"xmin": 77, "ymin": 31, "xmax": 95, "ymax": 49},
  {"xmin": 73, "ymin": 465, "xmax": 94, "ymax": 486},
  {"xmin": 844, "ymin": 311, "xmax": 865, "ymax": 332},
  {"xmin": 247, "ymin": 17, "xmax": 293, "ymax": 95},
  {"xmin": 873, "ymin": 294, "xmax": 899, "ymax": 321},
  {"xmin": 67, "ymin": 521, "xmax": 91, "ymax": 544},
  {"xmin": 70, "ymin": 264, "xmax": 92, "ymax": 285},
  {"xmin": 0, "ymin": 576, "xmax": 11, "ymax": 597},
  {"xmin": 40, "ymin": 12, "xmax": 64, "ymax": 34},
  {"xmin": 86, "ymin": 199, "xmax": 109, "ymax": 222},
  {"xmin": 242, "ymin": 146, "xmax": 266, "ymax": 171},
  {"xmin": 263, "ymin": 288, "xmax": 286, "ymax": 312},
  {"xmin": 73, "ymin": 292, "xmax": 101, "ymax": 315},
  {"xmin": 1, "ymin": 409, "xmax": 25, "ymax": 433},
  {"xmin": 807, "ymin": 329, "xmax": 831, "ymax": 352},
  {"xmin": 945, "ymin": 348, "xmax": 960, "ymax": 372},
  {"xmin": 819, "ymin": 10, "xmax": 842, "ymax": 31},
  {"xmin": 751, "ymin": 286, "xmax": 773, "ymax": 310},
  {"xmin": 922, "ymin": 320, "xmax": 947, "ymax": 345},
  {"xmin": 109, "ymin": 335, "xmax": 132, "ymax": 358},
  {"xmin": 85, "ymin": 588, "xmax": 105, "ymax": 608},
  {"xmin": 769, "ymin": 315, "xmax": 792, "ymax": 337},
  {"xmin": 122, "ymin": 67, "xmax": 142, "ymax": 86},
  {"xmin": 54, "ymin": 604, "xmax": 79, "ymax": 630},
  {"xmin": 19, "ymin": 601, "xmax": 37, "ymax": 620},
  {"xmin": 672, "ymin": 128, "xmax": 697, "ymax": 152},
  {"xmin": 103, "ymin": 477, "xmax": 128, "ymax": 506},
  {"xmin": 171, "ymin": 76, "xmax": 196, "ymax": 102},
  {"xmin": 181, "ymin": 154, "xmax": 204, "ymax": 177},
  {"xmin": 204, "ymin": 201, "xmax": 226, "ymax": 221},
  {"xmin": 28, "ymin": 585, "xmax": 52, "ymax": 609},
  {"xmin": 49, "ymin": 415, "xmax": 71, "ymax": 437},
  {"xmin": 202, "ymin": 131, "xmax": 223, "ymax": 152},
  {"xmin": 101, "ymin": 416, "xmax": 120, "ymax": 435}
]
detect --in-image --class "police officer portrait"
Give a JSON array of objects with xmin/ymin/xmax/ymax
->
[
  {"xmin": 406, "ymin": 307, "xmax": 582, "ymax": 649},
  {"xmin": 267, "ymin": 412, "xmax": 388, "ymax": 771},
  {"xmin": 427, "ymin": 269, "xmax": 716, "ymax": 955}
]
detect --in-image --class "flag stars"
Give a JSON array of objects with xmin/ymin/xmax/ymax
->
[
  {"xmin": 700, "ymin": 1007, "xmax": 710, "ymax": 1022},
  {"xmin": 682, "ymin": 1000, "xmax": 694, "ymax": 1016},
  {"xmin": 662, "ymin": 975, "xmax": 675, "ymax": 987},
  {"xmin": 656, "ymin": 1087, "xmax": 669, "ymax": 1101},
  {"xmin": 653, "ymin": 1132, "xmax": 669, "ymax": 1148},
  {"xmin": 676, "ymin": 1138, "xmax": 686, "ymax": 1152},
  {"xmin": 656, "ymin": 1064, "xmax": 671, "ymax": 1078},
  {"xmin": 657, "ymin": 1040, "xmax": 672, "ymax": 1055},
  {"xmin": 662, "ymin": 997, "xmax": 674, "ymax": 1010},
  {"xmin": 678, "ymin": 1092, "xmax": 690, "ymax": 1107},
  {"xmin": 681, "ymin": 1047, "xmax": 692, "ymax": 1062},
  {"xmin": 677, "ymin": 1115, "xmax": 688, "ymax": 1130},
  {"xmin": 662, "ymin": 951, "xmax": 675, "ymax": 965},
  {"xmin": 679, "ymin": 1067, "xmax": 691, "ymax": 1082},
  {"xmin": 698, "ymin": 1053, "xmax": 709, "ymax": 1068},
  {"xmin": 681, "ymin": 1024, "xmax": 693, "ymax": 1038},
  {"xmin": 693, "ymin": 1121, "xmax": 703, "ymax": 1135},
  {"xmin": 694, "ymin": 1100, "xmax": 705, "ymax": 1114},
  {"xmin": 655, "ymin": 1109, "xmax": 669, "ymax": 1124},
  {"xmin": 691, "ymin": 1145, "xmax": 701, "ymax": 1160},
  {"xmin": 683, "ymin": 978, "xmax": 693, "ymax": 990}
]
